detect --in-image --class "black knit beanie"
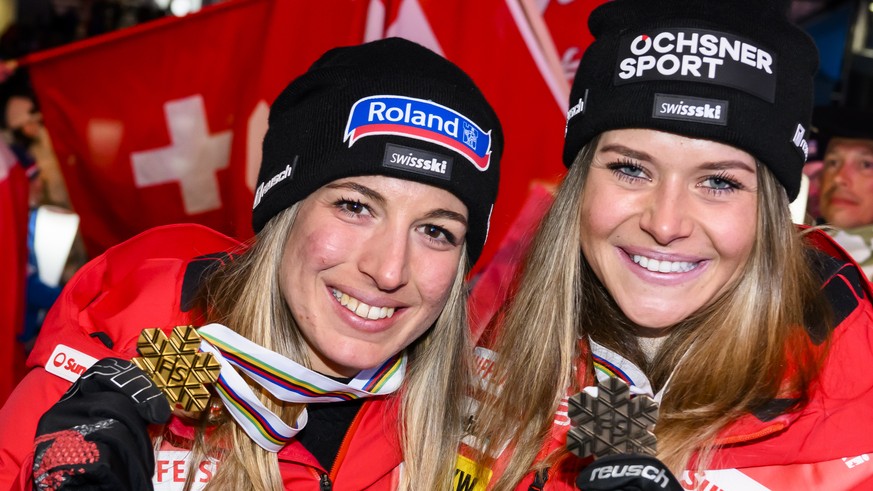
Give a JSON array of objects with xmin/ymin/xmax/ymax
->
[
  {"xmin": 252, "ymin": 37, "xmax": 503, "ymax": 264},
  {"xmin": 563, "ymin": 0, "xmax": 819, "ymax": 200}
]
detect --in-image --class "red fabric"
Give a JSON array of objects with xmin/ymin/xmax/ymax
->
[
  {"xmin": 540, "ymin": 0, "xmax": 604, "ymax": 83},
  {"xmin": 23, "ymin": 0, "xmax": 372, "ymax": 258},
  {"xmin": 466, "ymin": 228, "xmax": 873, "ymax": 490},
  {"xmin": 150, "ymin": 398, "xmax": 404, "ymax": 490},
  {"xmin": 0, "ymin": 224, "xmax": 240, "ymax": 490},
  {"xmin": 468, "ymin": 184, "xmax": 555, "ymax": 342},
  {"xmin": 381, "ymin": 0, "xmax": 570, "ymax": 274},
  {"xmin": 276, "ymin": 397, "xmax": 403, "ymax": 490},
  {"xmin": 25, "ymin": 0, "xmax": 573, "ymax": 275},
  {"xmin": 0, "ymin": 146, "xmax": 28, "ymax": 406}
]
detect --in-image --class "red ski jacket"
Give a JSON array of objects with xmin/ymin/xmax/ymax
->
[
  {"xmin": 0, "ymin": 224, "xmax": 404, "ymax": 490},
  {"xmin": 462, "ymin": 228, "xmax": 873, "ymax": 490}
]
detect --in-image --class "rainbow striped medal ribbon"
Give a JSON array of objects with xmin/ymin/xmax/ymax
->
[{"xmin": 197, "ymin": 323, "xmax": 407, "ymax": 452}]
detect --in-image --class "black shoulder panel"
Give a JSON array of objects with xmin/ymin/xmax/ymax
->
[{"xmin": 180, "ymin": 252, "xmax": 232, "ymax": 312}]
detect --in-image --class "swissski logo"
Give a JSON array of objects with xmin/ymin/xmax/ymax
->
[
  {"xmin": 614, "ymin": 28, "xmax": 778, "ymax": 103},
  {"xmin": 383, "ymin": 143, "xmax": 453, "ymax": 180},
  {"xmin": 652, "ymin": 94, "xmax": 729, "ymax": 126},
  {"xmin": 344, "ymin": 95, "xmax": 493, "ymax": 171}
]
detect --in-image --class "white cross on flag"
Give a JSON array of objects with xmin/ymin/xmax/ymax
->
[{"xmin": 24, "ymin": 0, "xmax": 373, "ymax": 256}]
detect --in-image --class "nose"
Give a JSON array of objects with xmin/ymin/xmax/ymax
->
[
  {"xmin": 358, "ymin": 224, "xmax": 410, "ymax": 291},
  {"xmin": 638, "ymin": 181, "xmax": 693, "ymax": 245}
]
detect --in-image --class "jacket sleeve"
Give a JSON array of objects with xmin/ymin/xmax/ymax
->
[{"xmin": 0, "ymin": 369, "xmax": 70, "ymax": 491}]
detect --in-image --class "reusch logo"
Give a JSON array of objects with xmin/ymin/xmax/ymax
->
[
  {"xmin": 383, "ymin": 143, "xmax": 453, "ymax": 180},
  {"xmin": 589, "ymin": 463, "xmax": 672, "ymax": 489},
  {"xmin": 615, "ymin": 27, "xmax": 778, "ymax": 103},
  {"xmin": 252, "ymin": 156, "xmax": 298, "ymax": 210},
  {"xmin": 652, "ymin": 94, "xmax": 729, "ymax": 126},
  {"xmin": 345, "ymin": 95, "xmax": 493, "ymax": 171},
  {"xmin": 45, "ymin": 344, "xmax": 98, "ymax": 382}
]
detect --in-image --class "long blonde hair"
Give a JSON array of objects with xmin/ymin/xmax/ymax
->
[
  {"xmin": 474, "ymin": 136, "xmax": 831, "ymax": 487},
  {"xmin": 187, "ymin": 204, "xmax": 473, "ymax": 490}
]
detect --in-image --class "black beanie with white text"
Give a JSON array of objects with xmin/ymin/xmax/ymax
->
[
  {"xmin": 252, "ymin": 38, "xmax": 503, "ymax": 264},
  {"xmin": 563, "ymin": 0, "xmax": 818, "ymax": 200}
]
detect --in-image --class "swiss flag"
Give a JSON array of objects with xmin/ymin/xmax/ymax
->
[
  {"xmin": 24, "ymin": 0, "xmax": 373, "ymax": 257},
  {"xmin": 0, "ymin": 145, "xmax": 28, "ymax": 404},
  {"xmin": 378, "ymin": 0, "xmax": 571, "ymax": 272},
  {"xmin": 25, "ymin": 0, "xmax": 582, "ymax": 275}
]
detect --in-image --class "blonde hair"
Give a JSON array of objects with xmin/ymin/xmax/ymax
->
[
  {"xmin": 474, "ymin": 136, "xmax": 831, "ymax": 487},
  {"xmin": 187, "ymin": 204, "xmax": 473, "ymax": 490}
]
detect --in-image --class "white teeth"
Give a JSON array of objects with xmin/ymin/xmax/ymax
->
[
  {"xmin": 332, "ymin": 289, "xmax": 396, "ymax": 320},
  {"xmin": 632, "ymin": 255, "xmax": 697, "ymax": 273},
  {"xmin": 355, "ymin": 302, "xmax": 369, "ymax": 317}
]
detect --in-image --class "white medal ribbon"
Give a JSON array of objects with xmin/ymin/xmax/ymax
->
[{"xmin": 197, "ymin": 323, "xmax": 407, "ymax": 452}]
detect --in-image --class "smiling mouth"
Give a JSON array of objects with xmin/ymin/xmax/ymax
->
[
  {"xmin": 331, "ymin": 289, "xmax": 396, "ymax": 320},
  {"xmin": 632, "ymin": 254, "xmax": 699, "ymax": 273}
]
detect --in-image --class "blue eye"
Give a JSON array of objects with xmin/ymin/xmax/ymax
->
[
  {"xmin": 606, "ymin": 160, "xmax": 648, "ymax": 182},
  {"xmin": 703, "ymin": 176, "xmax": 736, "ymax": 190},
  {"xmin": 699, "ymin": 172, "xmax": 743, "ymax": 195}
]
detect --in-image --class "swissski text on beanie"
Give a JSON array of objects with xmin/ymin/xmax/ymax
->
[
  {"xmin": 252, "ymin": 37, "xmax": 503, "ymax": 264},
  {"xmin": 563, "ymin": 0, "xmax": 819, "ymax": 200}
]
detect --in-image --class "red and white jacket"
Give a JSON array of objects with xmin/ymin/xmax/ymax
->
[
  {"xmin": 0, "ymin": 224, "xmax": 404, "ymax": 490},
  {"xmin": 462, "ymin": 228, "xmax": 873, "ymax": 490}
]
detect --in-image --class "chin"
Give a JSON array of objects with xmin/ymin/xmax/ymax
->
[{"xmin": 625, "ymin": 310, "xmax": 684, "ymax": 331}]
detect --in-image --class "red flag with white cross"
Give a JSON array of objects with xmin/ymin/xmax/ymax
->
[
  {"xmin": 25, "ymin": 0, "xmax": 373, "ymax": 256},
  {"xmin": 26, "ymin": 0, "xmax": 579, "ymax": 274},
  {"xmin": 376, "ymin": 0, "xmax": 571, "ymax": 272},
  {"xmin": 539, "ymin": 0, "xmax": 605, "ymax": 83}
]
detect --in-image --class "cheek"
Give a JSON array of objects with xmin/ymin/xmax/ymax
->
[
  {"xmin": 712, "ymin": 207, "xmax": 756, "ymax": 265},
  {"xmin": 861, "ymin": 180, "xmax": 873, "ymax": 214},
  {"xmin": 414, "ymin": 256, "xmax": 460, "ymax": 308},
  {"xmin": 579, "ymin": 188, "xmax": 626, "ymax": 253},
  {"xmin": 295, "ymin": 226, "xmax": 354, "ymax": 267},
  {"xmin": 820, "ymin": 173, "xmax": 835, "ymax": 193}
]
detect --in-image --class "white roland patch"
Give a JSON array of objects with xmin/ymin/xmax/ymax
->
[{"xmin": 44, "ymin": 344, "xmax": 98, "ymax": 383}]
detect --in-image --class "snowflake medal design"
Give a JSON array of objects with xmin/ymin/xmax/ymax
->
[
  {"xmin": 132, "ymin": 325, "xmax": 220, "ymax": 414},
  {"xmin": 566, "ymin": 376, "xmax": 659, "ymax": 458}
]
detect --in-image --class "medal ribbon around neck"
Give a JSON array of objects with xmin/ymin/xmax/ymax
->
[{"xmin": 197, "ymin": 323, "xmax": 407, "ymax": 452}]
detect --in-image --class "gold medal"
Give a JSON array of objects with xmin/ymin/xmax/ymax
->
[{"xmin": 132, "ymin": 325, "xmax": 220, "ymax": 413}]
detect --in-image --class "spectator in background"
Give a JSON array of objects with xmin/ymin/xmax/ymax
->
[{"xmin": 815, "ymin": 106, "xmax": 873, "ymax": 278}]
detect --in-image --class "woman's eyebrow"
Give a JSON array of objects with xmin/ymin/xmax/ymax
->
[
  {"xmin": 698, "ymin": 160, "xmax": 756, "ymax": 173},
  {"xmin": 324, "ymin": 181, "xmax": 386, "ymax": 207},
  {"xmin": 424, "ymin": 209, "xmax": 468, "ymax": 227},
  {"xmin": 599, "ymin": 144, "xmax": 756, "ymax": 173},
  {"xmin": 597, "ymin": 144, "xmax": 653, "ymax": 161},
  {"xmin": 325, "ymin": 181, "xmax": 467, "ymax": 225}
]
